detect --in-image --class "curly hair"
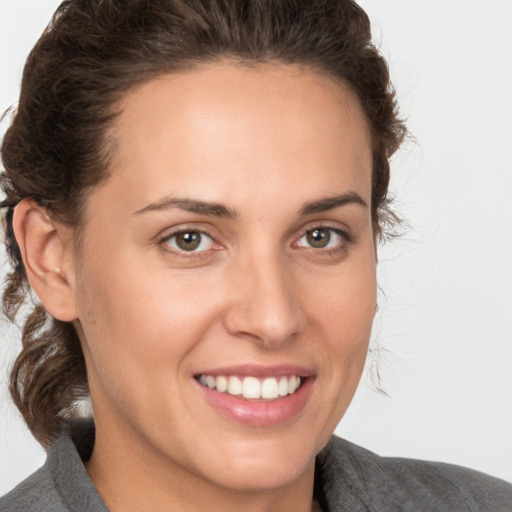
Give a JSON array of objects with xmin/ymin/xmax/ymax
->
[{"xmin": 1, "ymin": 0, "xmax": 406, "ymax": 448}]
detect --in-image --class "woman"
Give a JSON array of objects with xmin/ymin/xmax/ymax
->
[{"xmin": 0, "ymin": 0, "xmax": 510, "ymax": 510}]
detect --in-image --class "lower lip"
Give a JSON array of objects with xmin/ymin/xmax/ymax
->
[{"xmin": 196, "ymin": 378, "xmax": 313, "ymax": 426}]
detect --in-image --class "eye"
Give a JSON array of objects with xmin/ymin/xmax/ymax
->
[
  {"xmin": 295, "ymin": 227, "xmax": 346, "ymax": 250},
  {"xmin": 163, "ymin": 230, "xmax": 214, "ymax": 253}
]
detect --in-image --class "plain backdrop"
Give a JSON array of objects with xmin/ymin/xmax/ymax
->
[{"xmin": 1, "ymin": 0, "xmax": 511, "ymax": 495}]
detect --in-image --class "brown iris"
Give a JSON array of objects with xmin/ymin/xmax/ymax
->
[
  {"xmin": 306, "ymin": 228, "xmax": 330, "ymax": 248},
  {"xmin": 175, "ymin": 231, "xmax": 202, "ymax": 251}
]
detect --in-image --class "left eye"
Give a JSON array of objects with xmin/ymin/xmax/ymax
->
[
  {"xmin": 164, "ymin": 230, "xmax": 214, "ymax": 252},
  {"xmin": 296, "ymin": 227, "xmax": 344, "ymax": 249}
]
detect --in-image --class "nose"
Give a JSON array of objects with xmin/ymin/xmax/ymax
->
[{"xmin": 223, "ymin": 254, "xmax": 304, "ymax": 348}]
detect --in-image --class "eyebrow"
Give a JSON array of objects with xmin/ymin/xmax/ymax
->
[
  {"xmin": 299, "ymin": 192, "xmax": 368, "ymax": 215},
  {"xmin": 133, "ymin": 198, "xmax": 237, "ymax": 218},
  {"xmin": 133, "ymin": 191, "xmax": 367, "ymax": 218}
]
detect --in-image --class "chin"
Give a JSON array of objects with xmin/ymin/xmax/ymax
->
[
  {"xmin": 188, "ymin": 430, "xmax": 321, "ymax": 492},
  {"xmin": 208, "ymin": 456, "xmax": 313, "ymax": 492}
]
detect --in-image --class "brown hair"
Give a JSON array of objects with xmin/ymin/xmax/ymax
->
[{"xmin": 1, "ymin": 0, "xmax": 406, "ymax": 448}]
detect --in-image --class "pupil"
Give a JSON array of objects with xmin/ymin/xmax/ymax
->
[
  {"xmin": 176, "ymin": 232, "xmax": 200, "ymax": 251},
  {"xmin": 307, "ymin": 228, "xmax": 330, "ymax": 248}
]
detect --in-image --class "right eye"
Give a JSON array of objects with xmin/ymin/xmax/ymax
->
[
  {"xmin": 294, "ymin": 226, "xmax": 348, "ymax": 251},
  {"xmin": 162, "ymin": 230, "xmax": 214, "ymax": 253}
]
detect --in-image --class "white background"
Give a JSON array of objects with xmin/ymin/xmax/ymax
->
[{"xmin": 1, "ymin": 0, "xmax": 511, "ymax": 495}]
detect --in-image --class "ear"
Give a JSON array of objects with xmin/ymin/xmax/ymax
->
[{"xmin": 12, "ymin": 199, "xmax": 78, "ymax": 322}]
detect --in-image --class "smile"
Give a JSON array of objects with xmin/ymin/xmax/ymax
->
[
  {"xmin": 197, "ymin": 374, "xmax": 302, "ymax": 400},
  {"xmin": 194, "ymin": 366, "xmax": 314, "ymax": 426}
]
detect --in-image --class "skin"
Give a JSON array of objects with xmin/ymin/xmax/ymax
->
[{"xmin": 15, "ymin": 62, "xmax": 376, "ymax": 511}]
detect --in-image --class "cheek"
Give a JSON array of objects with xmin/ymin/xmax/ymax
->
[
  {"xmin": 74, "ymin": 261, "xmax": 198, "ymax": 425},
  {"xmin": 304, "ymin": 252, "xmax": 377, "ymax": 392},
  {"xmin": 302, "ymin": 257, "xmax": 376, "ymax": 446},
  {"xmin": 74, "ymin": 251, "xmax": 222, "ymax": 380},
  {"xmin": 311, "ymin": 262, "xmax": 376, "ymax": 343}
]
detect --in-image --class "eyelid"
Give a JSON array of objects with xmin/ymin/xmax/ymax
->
[
  {"xmin": 158, "ymin": 226, "xmax": 224, "ymax": 259},
  {"xmin": 155, "ymin": 221, "xmax": 352, "ymax": 260},
  {"xmin": 294, "ymin": 222, "xmax": 352, "ymax": 245},
  {"xmin": 156, "ymin": 222, "xmax": 220, "ymax": 245},
  {"xmin": 164, "ymin": 229, "xmax": 213, "ymax": 250}
]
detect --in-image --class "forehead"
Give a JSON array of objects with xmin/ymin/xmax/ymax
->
[{"xmin": 97, "ymin": 62, "xmax": 372, "ymax": 217}]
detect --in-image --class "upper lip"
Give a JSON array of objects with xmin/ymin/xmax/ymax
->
[{"xmin": 194, "ymin": 364, "xmax": 315, "ymax": 378}]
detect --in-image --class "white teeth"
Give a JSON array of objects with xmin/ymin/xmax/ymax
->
[
  {"xmin": 242, "ymin": 377, "xmax": 261, "ymax": 399},
  {"xmin": 288, "ymin": 375, "xmax": 298, "ymax": 394},
  {"xmin": 216, "ymin": 375, "xmax": 228, "ymax": 393},
  {"xmin": 199, "ymin": 374, "xmax": 302, "ymax": 399},
  {"xmin": 261, "ymin": 377, "xmax": 279, "ymax": 399},
  {"xmin": 278, "ymin": 376, "xmax": 289, "ymax": 396},
  {"xmin": 228, "ymin": 376, "xmax": 242, "ymax": 395}
]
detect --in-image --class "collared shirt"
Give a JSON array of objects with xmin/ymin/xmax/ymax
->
[{"xmin": 1, "ymin": 419, "xmax": 511, "ymax": 511}]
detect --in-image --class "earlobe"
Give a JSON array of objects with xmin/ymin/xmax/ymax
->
[{"xmin": 12, "ymin": 199, "xmax": 78, "ymax": 322}]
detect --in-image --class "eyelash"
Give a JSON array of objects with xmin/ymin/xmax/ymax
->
[
  {"xmin": 293, "ymin": 224, "xmax": 352, "ymax": 254},
  {"xmin": 159, "ymin": 224, "xmax": 352, "ymax": 260},
  {"xmin": 160, "ymin": 228, "xmax": 219, "ymax": 260}
]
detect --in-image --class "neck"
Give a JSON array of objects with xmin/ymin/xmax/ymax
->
[{"xmin": 86, "ymin": 419, "xmax": 318, "ymax": 512}]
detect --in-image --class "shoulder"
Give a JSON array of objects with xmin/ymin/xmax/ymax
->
[
  {"xmin": 317, "ymin": 436, "xmax": 512, "ymax": 512},
  {"xmin": 0, "ymin": 420, "xmax": 107, "ymax": 512},
  {"xmin": 0, "ymin": 464, "xmax": 68, "ymax": 512}
]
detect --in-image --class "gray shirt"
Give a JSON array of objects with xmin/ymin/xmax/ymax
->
[{"xmin": 1, "ymin": 419, "xmax": 511, "ymax": 511}]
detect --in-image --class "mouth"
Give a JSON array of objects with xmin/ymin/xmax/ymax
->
[
  {"xmin": 195, "ymin": 374, "xmax": 303, "ymax": 400},
  {"xmin": 194, "ymin": 368, "xmax": 314, "ymax": 426}
]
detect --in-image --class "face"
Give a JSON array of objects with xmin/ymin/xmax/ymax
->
[{"xmin": 71, "ymin": 63, "xmax": 376, "ymax": 495}]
